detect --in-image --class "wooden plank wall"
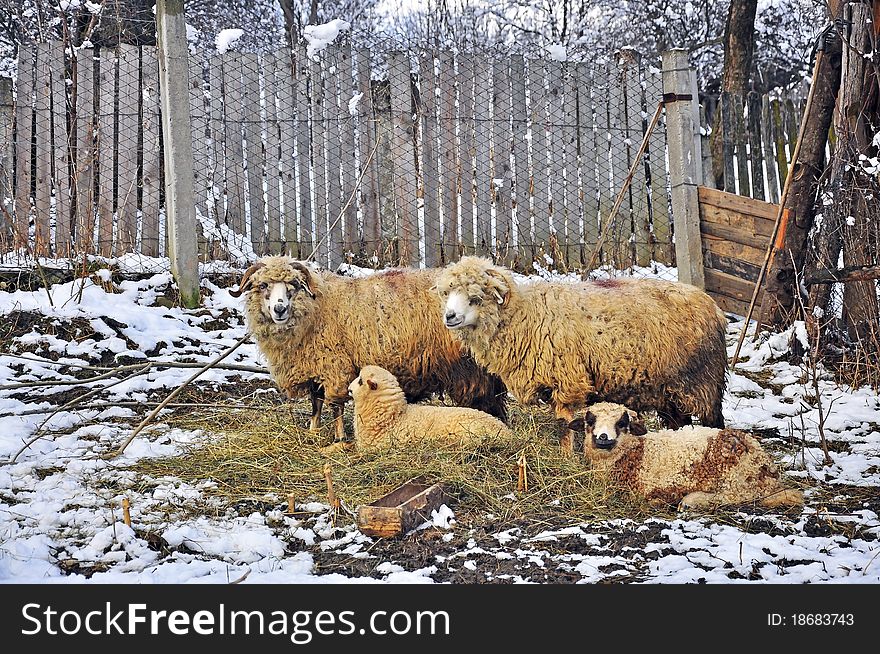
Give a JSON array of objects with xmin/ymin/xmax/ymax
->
[
  {"xmin": 3, "ymin": 42, "xmax": 714, "ymax": 276},
  {"xmin": 699, "ymin": 185, "xmax": 776, "ymax": 316}
]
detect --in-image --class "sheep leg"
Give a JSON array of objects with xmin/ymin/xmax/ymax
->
[
  {"xmin": 759, "ymin": 488, "xmax": 804, "ymax": 508},
  {"xmin": 554, "ymin": 404, "xmax": 576, "ymax": 455},
  {"xmin": 331, "ymin": 402, "xmax": 347, "ymax": 442},
  {"xmin": 309, "ymin": 391, "xmax": 324, "ymax": 432},
  {"xmin": 678, "ymin": 491, "xmax": 719, "ymax": 510}
]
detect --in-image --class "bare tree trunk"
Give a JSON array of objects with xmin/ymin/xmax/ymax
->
[
  {"xmin": 763, "ymin": 24, "xmax": 842, "ymax": 326},
  {"xmin": 709, "ymin": 0, "xmax": 758, "ymax": 189},
  {"xmin": 279, "ymin": 0, "xmax": 302, "ymax": 47},
  {"xmin": 839, "ymin": 3, "xmax": 879, "ymax": 343}
]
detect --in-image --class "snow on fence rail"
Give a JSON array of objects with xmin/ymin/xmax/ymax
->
[{"xmin": 0, "ymin": 40, "xmax": 799, "ymax": 277}]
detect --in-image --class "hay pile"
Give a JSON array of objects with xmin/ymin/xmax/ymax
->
[{"xmin": 133, "ymin": 397, "xmax": 658, "ymax": 527}]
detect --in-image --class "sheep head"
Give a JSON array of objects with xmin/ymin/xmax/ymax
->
[
  {"xmin": 436, "ymin": 257, "xmax": 514, "ymax": 335},
  {"xmin": 349, "ymin": 365, "xmax": 406, "ymax": 408},
  {"xmin": 569, "ymin": 402, "xmax": 647, "ymax": 460},
  {"xmin": 232, "ymin": 256, "xmax": 319, "ymax": 327}
]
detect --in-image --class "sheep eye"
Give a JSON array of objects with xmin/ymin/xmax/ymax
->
[
  {"xmin": 358, "ymin": 379, "xmax": 363, "ymax": 385},
  {"xmin": 469, "ymin": 297, "xmax": 482, "ymax": 306},
  {"xmin": 258, "ymin": 282, "xmax": 268, "ymax": 291}
]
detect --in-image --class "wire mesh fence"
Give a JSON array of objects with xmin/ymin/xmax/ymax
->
[{"xmin": 3, "ymin": 35, "xmax": 686, "ymax": 282}]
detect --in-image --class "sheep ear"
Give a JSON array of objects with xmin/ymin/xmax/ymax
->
[
  {"xmin": 288, "ymin": 261, "xmax": 317, "ymax": 299},
  {"xmin": 367, "ymin": 379, "xmax": 378, "ymax": 391},
  {"xmin": 568, "ymin": 417, "xmax": 585, "ymax": 432},
  {"xmin": 630, "ymin": 420, "xmax": 648, "ymax": 436},
  {"xmin": 229, "ymin": 261, "xmax": 266, "ymax": 297},
  {"xmin": 484, "ymin": 268, "xmax": 510, "ymax": 305}
]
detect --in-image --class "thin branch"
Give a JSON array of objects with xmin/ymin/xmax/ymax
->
[{"xmin": 106, "ymin": 333, "xmax": 252, "ymax": 458}]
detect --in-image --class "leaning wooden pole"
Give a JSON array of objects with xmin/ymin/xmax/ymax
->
[{"xmin": 730, "ymin": 47, "xmax": 826, "ymax": 368}]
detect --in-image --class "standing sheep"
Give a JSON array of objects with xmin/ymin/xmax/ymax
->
[
  {"xmin": 347, "ymin": 365, "xmax": 512, "ymax": 451},
  {"xmin": 435, "ymin": 256, "xmax": 728, "ymax": 453},
  {"xmin": 230, "ymin": 256, "xmax": 507, "ymax": 444},
  {"xmin": 569, "ymin": 402, "xmax": 803, "ymax": 509}
]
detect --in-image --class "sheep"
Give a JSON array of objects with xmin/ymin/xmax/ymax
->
[
  {"xmin": 435, "ymin": 256, "xmax": 728, "ymax": 453},
  {"xmin": 569, "ymin": 402, "xmax": 803, "ymax": 509},
  {"xmin": 347, "ymin": 365, "xmax": 512, "ymax": 450},
  {"xmin": 230, "ymin": 256, "xmax": 507, "ymax": 445}
]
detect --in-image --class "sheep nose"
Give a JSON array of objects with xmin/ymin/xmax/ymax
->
[
  {"xmin": 594, "ymin": 433, "xmax": 615, "ymax": 450},
  {"xmin": 273, "ymin": 303, "xmax": 287, "ymax": 316},
  {"xmin": 445, "ymin": 310, "xmax": 456, "ymax": 321}
]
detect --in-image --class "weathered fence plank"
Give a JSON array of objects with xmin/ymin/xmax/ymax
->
[
  {"xmin": 34, "ymin": 44, "xmax": 52, "ymax": 255},
  {"xmin": 309, "ymin": 55, "xmax": 328, "ymax": 265},
  {"xmin": 511, "ymin": 55, "xmax": 531, "ymax": 265},
  {"xmin": 529, "ymin": 59, "xmax": 550, "ymax": 259},
  {"xmin": 577, "ymin": 64, "xmax": 600, "ymax": 264},
  {"xmin": 340, "ymin": 45, "xmax": 358, "ymax": 263},
  {"xmin": 720, "ymin": 92, "xmax": 736, "ymax": 194},
  {"xmin": 732, "ymin": 93, "xmax": 750, "ymax": 199},
  {"xmin": 116, "ymin": 44, "xmax": 140, "ymax": 254},
  {"xmin": 389, "ymin": 52, "xmax": 419, "ymax": 265},
  {"xmin": 439, "ymin": 52, "xmax": 458, "ymax": 261},
  {"xmin": 294, "ymin": 48, "xmax": 313, "ymax": 257},
  {"xmin": 625, "ymin": 57, "xmax": 650, "ymax": 267},
  {"xmin": 493, "ymin": 58, "xmax": 513, "ymax": 263},
  {"xmin": 355, "ymin": 48, "xmax": 378, "ymax": 260},
  {"xmin": 14, "ymin": 45, "xmax": 35, "ymax": 249},
  {"xmin": 273, "ymin": 50, "xmax": 296, "ymax": 255},
  {"xmin": 241, "ymin": 52, "xmax": 265, "ymax": 253},
  {"xmin": 324, "ymin": 49, "xmax": 344, "ymax": 268},
  {"xmin": 96, "ymin": 49, "xmax": 114, "ymax": 256},
  {"xmin": 760, "ymin": 95, "xmax": 779, "ymax": 204},
  {"xmin": 141, "ymin": 47, "xmax": 160, "ymax": 257},
  {"xmin": 473, "ymin": 58, "xmax": 492, "ymax": 257},
  {"xmin": 222, "ymin": 52, "xmax": 245, "ymax": 236},
  {"xmin": 458, "ymin": 56, "xmax": 476, "ymax": 256},
  {"xmin": 50, "ymin": 41, "xmax": 71, "ymax": 256},
  {"xmin": 419, "ymin": 53, "xmax": 441, "ymax": 268},
  {"xmin": 546, "ymin": 60, "xmax": 565, "ymax": 264},
  {"xmin": 608, "ymin": 58, "xmax": 632, "ymax": 268},
  {"xmin": 0, "ymin": 77, "xmax": 15, "ymax": 246},
  {"xmin": 76, "ymin": 48, "xmax": 96, "ymax": 254},
  {"xmin": 263, "ymin": 52, "xmax": 283, "ymax": 255},
  {"xmin": 189, "ymin": 52, "xmax": 212, "ymax": 257},
  {"xmin": 644, "ymin": 64, "xmax": 672, "ymax": 264},
  {"xmin": 561, "ymin": 63, "xmax": 580, "ymax": 267}
]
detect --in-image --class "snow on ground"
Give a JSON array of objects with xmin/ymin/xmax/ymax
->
[{"xmin": 1, "ymin": 262, "xmax": 879, "ymax": 584}]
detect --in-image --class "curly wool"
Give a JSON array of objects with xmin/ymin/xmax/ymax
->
[
  {"xmin": 436, "ymin": 256, "xmax": 727, "ymax": 426},
  {"xmin": 581, "ymin": 402, "xmax": 803, "ymax": 509},
  {"xmin": 241, "ymin": 257, "xmax": 507, "ymax": 418},
  {"xmin": 350, "ymin": 366, "xmax": 512, "ymax": 450}
]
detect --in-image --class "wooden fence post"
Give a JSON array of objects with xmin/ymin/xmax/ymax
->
[
  {"xmin": 662, "ymin": 49, "xmax": 705, "ymax": 289},
  {"xmin": 0, "ymin": 77, "xmax": 13, "ymax": 245},
  {"xmin": 156, "ymin": 0, "xmax": 200, "ymax": 307}
]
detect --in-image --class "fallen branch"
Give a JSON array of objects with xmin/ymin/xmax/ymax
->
[
  {"xmin": 106, "ymin": 333, "xmax": 252, "ymax": 458},
  {"xmin": 804, "ymin": 263, "xmax": 880, "ymax": 285}
]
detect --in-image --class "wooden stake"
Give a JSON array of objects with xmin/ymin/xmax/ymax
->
[
  {"xmin": 287, "ymin": 493, "xmax": 296, "ymax": 514},
  {"xmin": 121, "ymin": 498, "xmax": 131, "ymax": 527},
  {"xmin": 323, "ymin": 463, "xmax": 340, "ymax": 510},
  {"xmin": 517, "ymin": 451, "xmax": 528, "ymax": 492}
]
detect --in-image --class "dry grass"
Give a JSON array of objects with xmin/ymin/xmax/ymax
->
[{"xmin": 132, "ymin": 398, "xmax": 660, "ymax": 528}]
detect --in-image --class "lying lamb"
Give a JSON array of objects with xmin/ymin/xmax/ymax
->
[
  {"xmin": 569, "ymin": 402, "xmax": 803, "ymax": 510},
  {"xmin": 347, "ymin": 365, "xmax": 512, "ymax": 451},
  {"xmin": 436, "ymin": 256, "xmax": 728, "ymax": 453}
]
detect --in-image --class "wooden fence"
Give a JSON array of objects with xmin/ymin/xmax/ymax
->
[
  {"xmin": 2, "ymin": 41, "xmax": 678, "ymax": 273},
  {"xmin": 701, "ymin": 91, "xmax": 806, "ymax": 204},
  {"xmin": 699, "ymin": 185, "xmax": 777, "ymax": 315}
]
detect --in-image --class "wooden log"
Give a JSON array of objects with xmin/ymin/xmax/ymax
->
[
  {"xmin": 473, "ymin": 57, "xmax": 492, "ymax": 257},
  {"xmin": 805, "ymin": 263, "xmax": 880, "ymax": 285},
  {"xmin": 356, "ymin": 478, "xmax": 447, "ymax": 538},
  {"xmin": 701, "ymin": 232, "xmax": 767, "ymax": 266},
  {"xmin": 14, "ymin": 45, "xmax": 35, "ymax": 249},
  {"xmin": 419, "ymin": 53, "xmax": 441, "ymax": 268},
  {"xmin": 761, "ymin": 95, "xmax": 780, "ymax": 203},
  {"xmin": 355, "ymin": 48, "xmax": 378, "ymax": 261},
  {"xmin": 644, "ymin": 63, "xmax": 671, "ymax": 265},
  {"xmin": 49, "ymin": 41, "xmax": 73, "ymax": 257},
  {"xmin": 702, "ymin": 249, "xmax": 762, "ymax": 282},
  {"xmin": 700, "ymin": 221, "xmax": 772, "ymax": 249},
  {"xmin": 388, "ymin": 52, "xmax": 420, "ymax": 265},
  {"xmin": 458, "ymin": 56, "xmax": 476, "ymax": 255},
  {"xmin": 33, "ymin": 43, "xmax": 52, "ymax": 256},
  {"xmin": 439, "ymin": 52, "xmax": 458, "ymax": 262},
  {"xmin": 140, "ymin": 47, "xmax": 161, "ymax": 257},
  {"xmin": 511, "ymin": 55, "xmax": 532, "ymax": 266},
  {"xmin": 493, "ymin": 58, "xmax": 514, "ymax": 264}
]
